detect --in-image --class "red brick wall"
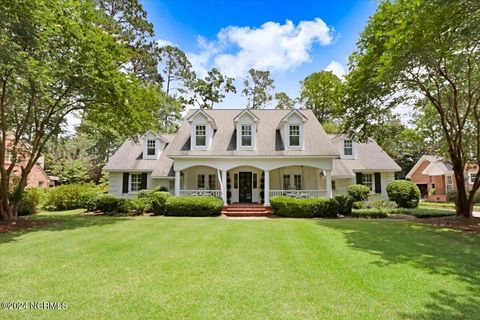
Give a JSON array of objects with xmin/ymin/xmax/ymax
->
[
  {"xmin": 4, "ymin": 163, "xmax": 50, "ymax": 188},
  {"xmin": 409, "ymin": 160, "xmax": 447, "ymax": 195}
]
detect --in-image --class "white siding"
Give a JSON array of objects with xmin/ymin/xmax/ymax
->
[{"xmin": 108, "ymin": 172, "xmax": 123, "ymax": 197}]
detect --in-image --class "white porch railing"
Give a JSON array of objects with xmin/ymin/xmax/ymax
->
[
  {"xmin": 269, "ymin": 190, "xmax": 328, "ymax": 199},
  {"xmin": 180, "ymin": 190, "xmax": 222, "ymax": 197}
]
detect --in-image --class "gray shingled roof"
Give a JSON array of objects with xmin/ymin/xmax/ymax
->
[
  {"xmin": 330, "ymin": 135, "xmax": 401, "ymax": 177},
  {"xmin": 168, "ymin": 109, "xmax": 339, "ymax": 157},
  {"xmin": 103, "ymin": 133, "xmax": 174, "ymax": 178}
]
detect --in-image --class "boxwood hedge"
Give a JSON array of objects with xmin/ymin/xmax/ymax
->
[
  {"xmin": 165, "ymin": 196, "xmax": 223, "ymax": 216},
  {"xmin": 386, "ymin": 180, "xmax": 420, "ymax": 208},
  {"xmin": 270, "ymin": 196, "xmax": 339, "ymax": 218}
]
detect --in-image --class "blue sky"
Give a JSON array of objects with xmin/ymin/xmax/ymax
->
[{"xmin": 141, "ymin": 0, "xmax": 377, "ymax": 108}]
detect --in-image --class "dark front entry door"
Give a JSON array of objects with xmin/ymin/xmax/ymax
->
[{"xmin": 239, "ymin": 172, "xmax": 252, "ymax": 203}]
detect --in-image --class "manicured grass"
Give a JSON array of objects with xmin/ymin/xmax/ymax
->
[
  {"xmin": 420, "ymin": 201, "xmax": 480, "ymax": 211},
  {"xmin": 1, "ymin": 211, "xmax": 479, "ymax": 319},
  {"xmin": 352, "ymin": 207, "xmax": 455, "ymax": 218}
]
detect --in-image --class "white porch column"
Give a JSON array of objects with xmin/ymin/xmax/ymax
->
[
  {"xmin": 174, "ymin": 170, "xmax": 181, "ymax": 196},
  {"xmin": 221, "ymin": 170, "xmax": 228, "ymax": 206},
  {"xmin": 326, "ymin": 169, "xmax": 332, "ymax": 198},
  {"xmin": 264, "ymin": 170, "xmax": 270, "ymax": 206}
]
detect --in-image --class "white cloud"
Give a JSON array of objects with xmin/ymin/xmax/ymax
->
[
  {"xmin": 156, "ymin": 38, "xmax": 176, "ymax": 47},
  {"xmin": 324, "ymin": 60, "xmax": 346, "ymax": 79},
  {"xmin": 188, "ymin": 18, "xmax": 334, "ymax": 79}
]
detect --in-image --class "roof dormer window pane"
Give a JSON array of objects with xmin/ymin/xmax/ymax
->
[
  {"xmin": 147, "ymin": 140, "xmax": 156, "ymax": 156},
  {"xmin": 241, "ymin": 125, "xmax": 252, "ymax": 146},
  {"xmin": 195, "ymin": 125, "xmax": 206, "ymax": 147},
  {"xmin": 289, "ymin": 125, "xmax": 300, "ymax": 146},
  {"xmin": 344, "ymin": 139, "xmax": 353, "ymax": 156}
]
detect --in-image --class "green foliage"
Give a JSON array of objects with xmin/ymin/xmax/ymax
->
[
  {"xmin": 395, "ymin": 208, "xmax": 455, "ymax": 218},
  {"xmin": 80, "ymin": 191, "xmax": 101, "ymax": 212},
  {"xmin": 165, "ymin": 196, "xmax": 223, "ymax": 216},
  {"xmin": 447, "ymin": 191, "xmax": 457, "ymax": 203},
  {"xmin": 300, "ymin": 71, "xmax": 343, "ymax": 124},
  {"xmin": 351, "ymin": 209, "xmax": 388, "ymax": 219},
  {"xmin": 150, "ymin": 192, "xmax": 171, "ymax": 215},
  {"xmin": 18, "ymin": 188, "xmax": 43, "ymax": 216},
  {"xmin": 44, "ymin": 184, "xmax": 98, "ymax": 211},
  {"xmin": 335, "ymin": 195, "xmax": 353, "ymax": 216},
  {"xmin": 352, "ymin": 201, "xmax": 365, "ymax": 210},
  {"xmin": 242, "ymin": 68, "xmax": 275, "ymax": 109},
  {"xmin": 387, "ymin": 180, "xmax": 420, "ymax": 209},
  {"xmin": 274, "ymin": 92, "xmax": 295, "ymax": 110},
  {"xmin": 189, "ymin": 68, "xmax": 236, "ymax": 109},
  {"xmin": 346, "ymin": 185, "xmax": 371, "ymax": 202},
  {"xmin": 95, "ymin": 194, "xmax": 120, "ymax": 213},
  {"xmin": 157, "ymin": 45, "xmax": 195, "ymax": 95},
  {"xmin": 364, "ymin": 199, "xmax": 397, "ymax": 210},
  {"xmin": 270, "ymin": 196, "xmax": 339, "ymax": 218}
]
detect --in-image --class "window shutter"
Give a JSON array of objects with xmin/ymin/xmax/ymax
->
[
  {"xmin": 122, "ymin": 173, "xmax": 129, "ymax": 193},
  {"xmin": 374, "ymin": 172, "xmax": 381, "ymax": 194},
  {"xmin": 355, "ymin": 172, "xmax": 363, "ymax": 184},
  {"xmin": 140, "ymin": 173, "xmax": 148, "ymax": 190}
]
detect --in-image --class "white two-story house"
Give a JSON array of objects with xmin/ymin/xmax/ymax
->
[{"xmin": 104, "ymin": 109, "xmax": 400, "ymax": 206}]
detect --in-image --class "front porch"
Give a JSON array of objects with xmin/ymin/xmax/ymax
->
[{"xmin": 173, "ymin": 163, "xmax": 332, "ymax": 206}]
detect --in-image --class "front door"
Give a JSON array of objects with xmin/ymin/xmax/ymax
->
[{"xmin": 239, "ymin": 172, "xmax": 252, "ymax": 203}]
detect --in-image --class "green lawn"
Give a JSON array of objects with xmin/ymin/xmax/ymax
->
[{"xmin": 1, "ymin": 211, "xmax": 479, "ymax": 319}]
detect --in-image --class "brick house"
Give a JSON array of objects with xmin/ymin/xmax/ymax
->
[
  {"xmin": 5, "ymin": 136, "xmax": 50, "ymax": 188},
  {"xmin": 406, "ymin": 155, "xmax": 478, "ymax": 202}
]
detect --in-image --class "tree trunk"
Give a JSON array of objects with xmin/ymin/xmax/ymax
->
[{"xmin": 452, "ymin": 161, "xmax": 473, "ymax": 218}]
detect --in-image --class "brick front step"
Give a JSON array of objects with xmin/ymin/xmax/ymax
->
[{"xmin": 222, "ymin": 204, "xmax": 273, "ymax": 217}]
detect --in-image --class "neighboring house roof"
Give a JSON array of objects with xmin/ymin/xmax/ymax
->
[
  {"xmin": 103, "ymin": 133, "xmax": 174, "ymax": 178},
  {"xmin": 168, "ymin": 109, "xmax": 339, "ymax": 157},
  {"xmin": 329, "ymin": 134, "xmax": 401, "ymax": 177},
  {"xmin": 406, "ymin": 155, "xmax": 453, "ymax": 179}
]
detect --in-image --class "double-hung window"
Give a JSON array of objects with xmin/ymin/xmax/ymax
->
[
  {"xmin": 294, "ymin": 174, "xmax": 302, "ymax": 190},
  {"xmin": 283, "ymin": 174, "xmax": 291, "ymax": 190},
  {"xmin": 241, "ymin": 125, "xmax": 252, "ymax": 147},
  {"xmin": 197, "ymin": 174, "xmax": 206, "ymax": 189},
  {"xmin": 146, "ymin": 140, "xmax": 156, "ymax": 156},
  {"xmin": 362, "ymin": 173, "xmax": 373, "ymax": 191},
  {"xmin": 5, "ymin": 150, "xmax": 12, "ymax": 163},
  {"xmin": 208, "ymin": 174, "xmax": 216, "ymax": 190},
  {"xmin": 469, "ymin": 172, "xmax": 477, "ymax": 184},
  {"xmin": 344, "ymin": 140, "xmax": 353, "ymax": 156},
  {"xmin": 289, "ymin": 125, "xmax": 300, "ymax": 146},
  {"xmin": 130, "ymin": 174, "xmax": 142, "ymax": 192},
  {"xmin": 195, "ymin": 125, "xmax": 206, "ymax": 147}
]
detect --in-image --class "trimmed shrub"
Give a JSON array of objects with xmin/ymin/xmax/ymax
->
[
  {"xmin": 386, "ymin": 180, "xmax": 420, "ymax": 208},
  {"xmin": 335, "ymin": 194, "xmax": 353, "ymax": 216},
  {"xmin": 352, "ymin": 201, "xmax": 365, "ymax": 209},
  {"xmin": 351, "ymin": 209, "xmax": 388, "ymax": 219},
  {"xmin": 165, "ymin": 196, "xmax": 223, "ymax": 217},
  {"xmin": 150, "ymin": 191, "xmax": 171, "ymax": 215},
  {"xmin": 364, "ymin": 199, "xmax": 397, "ymax": 209},
  {"xmin": 80, "ymin": 191, "xmax": 101, "ymax": 211},
  {"xmin": 270, "ymin": 196, "xmax": 339, "ymax": 218},
  {"xmin": 18, "ymin": 188, "xmax": 43, "ymax": 216},
  {"xmin": 44, "ymin": 183, "xmax": 97, "ymax": 210},
  {"xmin": 347, "ymin": 184, "xmax": 371, "ymax": 202},
  {"xmin": 117, "ymin": 198, "xmax": 135, "ymax": 214},
  {"xmin": 153, "ymin": 186, "xmax": 169, "ymax": 192},
  {"xmin": 95, "ymin": 194, "xmax": 120, "ymax": 213}
]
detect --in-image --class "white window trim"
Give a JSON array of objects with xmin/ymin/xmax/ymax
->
[
  {"xmin": 285, "ymin": 123, "xmax": 303, "ymax": 150},
  {"xmin": 129, "ymin": 173, "xmax": 142, "ymax": 193},
  {"xmin": 469, "ymin": 172, "xmax": 477, "ymax": 185},
  {"xmin": 362, "ymin": 173, "xmax": 373, "ymax": 191},
  {"xmin": 5, "ymin": 150, "xmax": 13, "ymax": 163},
  {"xmin": 193, "ymin": 124, "xmax": 208, "ymax": 150},
  {"xmin": 240, "ymin": 124, "xmax": 253, "ymax": 148},
  {"xmin": 341, "ymin": 138, "xmax": 356, "ymax": 159},
  {"xmin": 146, "ymin": 139, "xmax": 156, "ymax": 156},
  {"xmin": 237, "ymin": 122, "xmax": 256, "ymax": 150}
]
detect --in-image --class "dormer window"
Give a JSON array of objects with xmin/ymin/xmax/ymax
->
[
  {"xmin": 241, "ymin": 125, "xmax": 252, "ymax": 147},
  {"xmin": 146, "ymin": 140, "xmax": 156, "ymax": 156},
  {"xmin": 289, "ymin": 125, "xmax": 300, "ymax": 146},
  {"xmin": 344, "ymin": 140, "xmax": 353, "ymax": 156},
  {"xmin": 5, "ymin": 150, "xmax": 12, "ymax": 163},
  {"xmin": 195, "ymin": 125, "xmax": 206, "ymax": 147}
]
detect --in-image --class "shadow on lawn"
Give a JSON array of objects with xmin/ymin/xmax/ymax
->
[
  {"xmin": 0, "ymin": 212, "xmax": 129, "ymax": 245},
  {"xmin": 318, "ymin": 220, "xmax": 480, "ymax": 320}
]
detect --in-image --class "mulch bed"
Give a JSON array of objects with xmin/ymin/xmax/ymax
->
[
  {"xmin": 0, "ymin": 218, "xmax": 57, "ymax": 234},
  {"xmin": 415, "ymin": 216, "xmax": 480, "ymax": 234}
]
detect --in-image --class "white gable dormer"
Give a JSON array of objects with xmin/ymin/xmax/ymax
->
[
  {"xmin": 234, "ymin": 109, "xmax": 259, "ymax": 151},
  {"xmin": 187, "ymin": 109, "xmax": 217, "ymax": 150},
  {"xmin": 143, "ymin": 131, "xmax": 166, "ymax": 160},
  {"xmin": 331, "ymin": 134, "xmax": 357, "ymax": 159},
  {"xmin": 277, "ymin": 110, "xmax": 307, "ymax": 150}
]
